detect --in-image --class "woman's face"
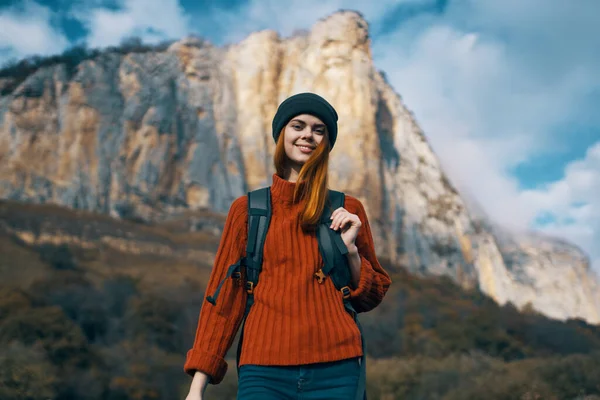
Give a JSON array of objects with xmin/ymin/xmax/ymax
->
[{"xmin": 283, "ymin": 114, "xmax": 327, "ymax": 169}]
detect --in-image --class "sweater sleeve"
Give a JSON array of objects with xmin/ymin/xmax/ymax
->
[
  {"xmin": 183, "ymin": 195, "xmax": 248, "ymax": 384},
  {"xmin": 344, "ymin": 195, "xmax": 392, "ymax": 313}
]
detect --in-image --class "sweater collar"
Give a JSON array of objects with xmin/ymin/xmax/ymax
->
[{"xmin": 270, "ymin": 173, "xmax": 302, "ymax": 203}]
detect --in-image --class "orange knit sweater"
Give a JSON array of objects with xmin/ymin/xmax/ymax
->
[{"xmin": 183, "ymin": 173, "xmax": 392, "ymax": 384}]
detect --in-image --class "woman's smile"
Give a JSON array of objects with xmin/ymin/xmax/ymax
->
[{"xmin": 297, "ymin": 145, "xmax": 314, "ymax": 153}]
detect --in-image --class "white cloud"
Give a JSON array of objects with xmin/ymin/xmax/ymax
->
[
  {"xmin": 520, "ymin": 142, "xmax": 600, "ymax": 267},
  {"xmin": 71, "ymin": 0, "xmax": 191, "ymax": 48},
  {"xmin": 366, "ymin": 0, "xmax": 600, "ymax": 273},
  {"xmin": 204, "ymin": 0, "xmax": 405, "ymax": 44},
  {"xmin": 0, "ymin": 0, "xmax": 69, "ymax": 65}
]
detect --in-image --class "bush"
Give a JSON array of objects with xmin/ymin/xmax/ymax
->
[
  {"xmin": 0, "ymin": 342, "xmax": 58, "ymax": 400},
  {"xmin": 534, "ymin": 352, "xmax": 600, "ymax": 398},
  {"xmin": 28, "ymin": 271, "xmax": 110, "ymax": 342},
  {"xmin": 37, "ymin": 243, "xmax": 77, "ymax": 270},
  {"xmin": 0, "ymin": 305, "xmax": 91, "ymax": 368},
  {"xmin": 0, "ymin": 286, "xmax": 31, "ymax": 320},
  {"xmin": 123, "ymin": 294, "xmax": 184, "ymax": 352}
]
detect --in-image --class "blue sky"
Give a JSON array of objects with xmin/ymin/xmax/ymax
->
[{"xmin": 1, "ymin": 0, "xmax": 599, "ymax": 271}]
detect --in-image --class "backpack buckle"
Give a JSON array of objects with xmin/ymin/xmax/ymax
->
[
  {"xmin": 340, "ymin": 286, "xmax": 351, "ymax": 299},
  {"xmin": 232, "ymin": 271, "xmax": 242, "ymax": 286},
  {"xmin": 246, "ymin": 281, "xmax": 254, "ymax": 294}
]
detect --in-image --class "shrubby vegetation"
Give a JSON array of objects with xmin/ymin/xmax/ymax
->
[
  {"xmin": 366, "ymin": 351, "xmax": 600, "ymax": 400},
  {"xmin": 0, "ymin": 36, "xmax": 176, "ymax": 96},
  {"xmin": 1, "ymin": 228, "xmax": 599, "ymax": 399},
  {"xmin": 361, "ymin": 267, "xmax": 600, "ymax": 361}
]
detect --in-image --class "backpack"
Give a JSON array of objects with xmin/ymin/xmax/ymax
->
[{"xmin": 206, "ymin": 186, "xmax": 367, "ymax": 400}]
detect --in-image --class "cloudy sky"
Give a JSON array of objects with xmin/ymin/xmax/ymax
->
[{"xmin": 1, "ymin": 0, "xmax": 599, "ymax": 272}]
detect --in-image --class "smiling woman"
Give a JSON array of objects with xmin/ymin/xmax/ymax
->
[{"xmin": 183, "ymin": 92, "xmax": 392, "ymax": 400}]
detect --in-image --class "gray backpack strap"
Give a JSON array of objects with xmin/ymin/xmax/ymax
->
[
  {"xmin": 236, "ymin": 187, "xmax": 271, "ymax": 375},
  {"xmin": 317, "ymin": 190, "xmax": 351, "ymax": 279},
  {"xmin": 245, "ymin": 187, "xmax": 271, "ymax": 296}
]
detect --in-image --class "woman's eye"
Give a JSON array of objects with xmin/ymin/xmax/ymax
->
[{"xmin": 293, "ymin": 125, "xmax": 302, "ymax": 130}]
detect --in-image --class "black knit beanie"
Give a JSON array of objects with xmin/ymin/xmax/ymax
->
[{"xmin": 272, "ymin": 92, "xmax": 338, "ymax": 151}]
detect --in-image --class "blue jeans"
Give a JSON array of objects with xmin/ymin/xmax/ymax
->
[{"xmin": 236, "ymin": 357, "xmax": 361, "ymax": 399}]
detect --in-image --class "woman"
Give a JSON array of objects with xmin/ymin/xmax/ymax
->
[{"xmin": 184, "ymin": 92, "xmax": 392, "ymax": 400}]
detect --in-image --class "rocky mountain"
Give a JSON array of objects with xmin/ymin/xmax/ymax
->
[{"xmin": 1, "ymin": 10, "xmax": 598, "ymax": 324}]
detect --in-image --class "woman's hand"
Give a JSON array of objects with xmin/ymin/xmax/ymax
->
[
  {"xmin": 185, "ymin": 392, "xmax": 202, "ymax": 400},
  {"xmin": 329, "ymin": 207, "xmax": 362, "ymax": 250},
  {"xmin": 185, "ymin": 371, "xmax": 209, "ymax": 400}
]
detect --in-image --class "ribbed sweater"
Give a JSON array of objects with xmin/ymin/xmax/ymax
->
[{"xmin": 183, "ymin": 173, "xmax": 392, "ymax": 384}]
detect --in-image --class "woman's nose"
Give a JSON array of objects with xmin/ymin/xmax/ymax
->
[{"xmin": 301, "ymin": 128, "xmax": 314, "ymax": 139}]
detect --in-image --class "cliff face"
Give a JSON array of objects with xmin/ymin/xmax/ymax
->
[{"xmin": 1, "ymin": 11, "xmax": 598, "ymax": 323}]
